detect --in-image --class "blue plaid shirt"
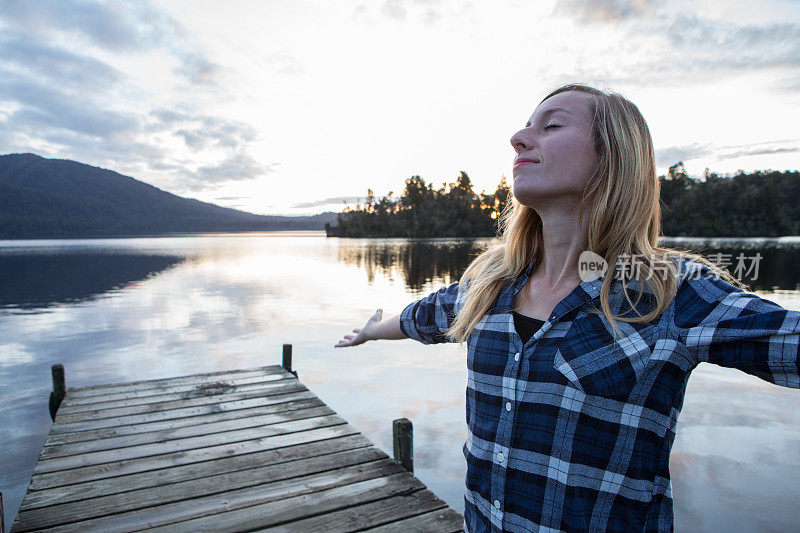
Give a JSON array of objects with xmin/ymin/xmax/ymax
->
[{"xmin": 399, "ymin": 255, "xmax": 800, "ymax": 532}]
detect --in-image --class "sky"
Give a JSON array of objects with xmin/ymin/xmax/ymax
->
[{"xmin": 1, "ymin": 0, "xmax": 799, "ymax": 216}]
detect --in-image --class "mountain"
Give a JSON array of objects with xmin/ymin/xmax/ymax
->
[{"xmin": 0, "ymin": 153, "xmax": 338, "ymax": 238}]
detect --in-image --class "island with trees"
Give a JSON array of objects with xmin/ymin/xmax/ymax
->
[{"xmin": 325, "ymin": 164, "xmax": 800, "ymax": 238}]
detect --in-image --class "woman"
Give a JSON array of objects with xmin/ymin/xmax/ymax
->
[{"xmin": 335, "ymin": 84, "xmax": 800, "ymax": 532}]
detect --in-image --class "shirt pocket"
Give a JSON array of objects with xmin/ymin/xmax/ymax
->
[{"xmin": 553, "ymin": 317, "xmax": 657, "ymax": 401}]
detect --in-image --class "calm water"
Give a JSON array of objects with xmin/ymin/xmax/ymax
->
[{"xmin": 1, "ymin": 232, "xmax": 799, "ymax": 531}]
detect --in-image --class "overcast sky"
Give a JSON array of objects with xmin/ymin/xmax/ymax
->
[{"xmin": 1, "ymin": 0, "xmax": 799, "ymax": 215}]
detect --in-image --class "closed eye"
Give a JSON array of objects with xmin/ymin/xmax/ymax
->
[{"xmin": 544, "ymin": 124, "xmax": 560, "ymax": 129}]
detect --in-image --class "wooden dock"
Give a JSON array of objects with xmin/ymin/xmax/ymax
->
[{"xmin": 10, "ymin": 349, "xmax": 464, "ymax": 532}]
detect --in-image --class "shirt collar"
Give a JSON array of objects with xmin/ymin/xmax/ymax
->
[{"xmin": 497, "ymin": 256, "xmax": 605, "ymax": 322}]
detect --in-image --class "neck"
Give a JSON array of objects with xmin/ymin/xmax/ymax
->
[{"xmin": 531, "ymin": 199, "xmax": 590, "ymax": 291}]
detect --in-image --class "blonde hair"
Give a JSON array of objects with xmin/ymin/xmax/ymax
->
[{"xmin": 446, "ymin": 83, "xmax": 743, "ymax": 343}]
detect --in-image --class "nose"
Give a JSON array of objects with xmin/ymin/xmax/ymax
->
[{"xmin": 510, "ymin": 127, "xmax": 533, "ymax": 153}]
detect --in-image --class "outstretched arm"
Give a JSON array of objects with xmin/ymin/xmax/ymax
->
[
  {"xmin": 335, "ymin": 309, "xmax": 406, "ymax": 347},
  {"xmin": 674, "ymin": 260, "xmax": 800, "ymax": 388}
]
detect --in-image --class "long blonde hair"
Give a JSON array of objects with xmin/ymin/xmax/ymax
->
[{"xmin": 446, "ymin": 83, "xmax": 742, "ymax": 343}]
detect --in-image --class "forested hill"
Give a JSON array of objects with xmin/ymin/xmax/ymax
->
[
  {"xmin": 0, "ymin": 153, "xmax": 337, "ymax": 238},
  {"xmin": 326, "ymin": 165, "xmax": 800, "ymax": 238}
]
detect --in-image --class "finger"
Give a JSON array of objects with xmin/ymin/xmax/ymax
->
[{"xmin": 353, "ymin": 328, "xmax": 360, "ymax": 333}]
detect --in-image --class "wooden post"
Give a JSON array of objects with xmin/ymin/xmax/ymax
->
[
  {"xmin": 1, "ymin": 491, "xmax": 5, "ymax": 533},
  {"xmin": 49, "ymin": 364, "xmax": 65, "ymax": 421},
  {"xmin": 282, "ymin": 344, "xmax": 297, "ymax": 378},
  {"xmin": 393, "ymin": 418, "xmax": 413, "ymax": 473}
]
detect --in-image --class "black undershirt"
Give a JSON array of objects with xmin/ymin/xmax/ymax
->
[{"xmin": 512, "ymin": 311, "xmax": 546, "ymax": 344}]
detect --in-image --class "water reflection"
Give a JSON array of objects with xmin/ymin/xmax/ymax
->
[
  {"xmin": 337, "ymin": 239, "xmax": 493, "ymax": 292},
  {"xmin": 337, "ymin": 237, "xmax": 800, "ymax": 293},
  {"xmin": 0, "ymin": 253, "xmax": 185, "ymax": 312},
  {"xmin": 661, "ymin": 237, "xmax": 800, "ymax": 291},
  {"xmin": 0, "ymin": 233, "xmax": 798, "ymax": 533}
]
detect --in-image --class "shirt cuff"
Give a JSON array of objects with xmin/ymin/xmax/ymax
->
[{"xmin": 399, "ymin": 299, "xmax": 434, "ymax": 344}]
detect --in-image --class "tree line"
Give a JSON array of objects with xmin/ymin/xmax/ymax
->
[
  {"xmin": 325, "ymin": 171, "xmax": 510, "ymax": 238},
  {"xmin": 325, "ymin": 165, "xmax": 800, "ymax": 238}
]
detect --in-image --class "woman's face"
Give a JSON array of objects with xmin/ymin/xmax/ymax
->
[{"xmin": 509, "ymin": 90, "xmax": 599, "ymax": 209}]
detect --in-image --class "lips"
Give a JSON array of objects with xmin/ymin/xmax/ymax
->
[{"xmin": 514, "ymin": 158, "xmax": 540, "ymax": 169}]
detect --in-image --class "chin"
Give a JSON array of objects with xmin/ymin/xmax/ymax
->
[{"xmin": 512, "ymin": 185, "xmax": 548, "ymax": 208}]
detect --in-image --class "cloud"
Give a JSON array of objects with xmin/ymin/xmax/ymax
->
[
  {"xmin": 382, "ymin": 0, "xmax": 408, "ymax": 20},
  {"xmin": 0, "ymin": 0, "xmax": 177, "ymax": 53},
  {"xmin": 166, "ymin": 114, "xmax": 259, "ymax": 150},
  {"xmin": 0, "ymin": 0, "xmax": 180, "ymax": 53},
  {"xmin": 259, "ymin": 50, "xmax": 304, "ymax": 76},
  {"xmin": 355, "ymin": 0, "xmax": 457, "ymax": 25},
  {"xmin": 175, "ymin": 52, "xmax": 222, "ymax": 86},
  {"xmin": 551, "ymin": 3, "xmax": 800, "ymax": 88},
  {"xmin": 0, "ymin": 1, "xmax": 270, "ymax": 195},
  {"xmin": 660, "ymin": 14, "xmax": 800, "ymax": 72},
  {"xmin": 292, "ymin": 196, "xmax": 367, "ymax": 209},
  {"xmin": 655, "ymin": 144, "xmax": 712, "ymax": 166},
  {"xmin": 717, "ymin": 145, "xmax": 800, "ymax": 160},
  {"xmin": 0, "ymin": 33, "xmax": 124, "ymax": 89},
  {"xmin": 2, "ymin": 80, "xmax": 139, "ymax": 139},
  {"xmin": 656, "ymin": 141, "xmax": 800, "ymax": 166},
  {"xmin": 553, "ymin": 0, "xmax": 658, "ymax": 24},
  {"xmin": 194, "ymin": 153, "xmax": 275, "ymax": 184}
]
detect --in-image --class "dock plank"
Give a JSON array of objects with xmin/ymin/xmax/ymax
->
[
  {"xmin": 22, "ymin": 434, "xmax": 375, "ymax": 510},
  {"xmin": 255, "ymin": 488, "xmax": 451, "ymax": 532},
  {"xmin": 143, "ymin": 472, "xmax": 425, "ymax": 533},
  {"xmin": 360, "ymin": 508, "xmax": 465, "ymax": 532},
  {"xmin": 13, "ymin": 364, "xmax": 463, "ymax": 532},
  {"xmin": 54, "ymin": 380, "xmax": 307, "ymax": 423},
  {"xmin": 59, "ymin": 373, "xmax": 290, "ymax": 410},
  {"xmin": 14, "ymin": 455, "xmax": 397, "ymax": 531},
  {"xmin": 30, "ymin": 422, "xmax": 360, "ymax": 490},
  {"xmin": 35, "ymin": 414, "xmax": 348, "ymax": 473},
  {"xmin": 64, "ymin": 366, "xmax": 288, "ymax": 397},
  {"xmin": 49, "ymin": 389, "xmax": 319, "ymax": 434},
  {"xmin": 41, "ymin": 405, "xmax": 337, "ymax": 458},
  {"xmin": 44, "ymin": 395, "xmax": 325, "ymax": 446}
]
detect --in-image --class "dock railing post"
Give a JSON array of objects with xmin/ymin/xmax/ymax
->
[
  {"xmin": 393, "ymin": 418, "xmax": 413, "ymax": 472},
  {"xmin": 1, "ymin": 490, "xmax": 5, "ymax": 533},
  {"xmin": 49, "ymin": 364, "xmax": 65, "ymax": 421},
  {"xmin": 282, "ymin": 344, "xmax": 298, "ymax": 378}
]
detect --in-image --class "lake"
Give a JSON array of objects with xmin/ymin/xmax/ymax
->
[{"xmin": 1, "ymin": 232, "xmax": 799, "ymax": 531}]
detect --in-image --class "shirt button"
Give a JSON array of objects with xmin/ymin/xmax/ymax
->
[
  {"xmin": 497, "ymin": 452, "xmax": 504, "ymax": 462},
  {"xmin": 494, "ymin": 499, "xmax": 501, "ymax": 509},
  {"xmin": 514, "ymin": 352, "xmax": 520, "ymax": 361},
  {"xmin": 505, "ymin": 401, "xmax": 512, "ymax": 411}
]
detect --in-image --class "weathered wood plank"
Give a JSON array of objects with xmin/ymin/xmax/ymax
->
[
  {"xmin": 54, "ymin": 381, "xmax": 307, "ymax": 424},
  {"xmin": 45, "ymin": 395, "xmax": 324, "ymax": 446},
  {"xmin": 359, "ymin": 507, "xmax": 465, "ymax": 532},
  {"xmin": 22, "ymin": 433, "xmax": 375, "ymax": 510},
  {"xmin": 41, "ymin": 405, "xmax": 336, "ymax": 459},
  {"xmin": 50, "ymin": 389, "xmax": 318, "ymax": 434},
  {"xmin": 57, "ymin": 377, "xmax": 297, "ymax": 414},
  {"xmin": 254, "ymin": 488, "xmax": 450, "ymax": 532},
  {"xmin": 34, "ymin": 414, "xmax": 348, "ymax": 473},
  {"xmin": 15, "ymin": 364, "xmax": 464, "ymax": 533},
  {"xmin": 15, "ymin": 451, "xmax": 393, "ymax": 531},
  {"xmin": 64, "ymin": 366, "xmax": 287, "ymax": 397},
  {"xmin": 32, "ymin": 466, "xmax": 419, "ymax": 533},
  {"xmin": 61, "ymin": 373, "xmax": 287, "ymax": 407},
  {"xmin": 28, "ymin": 424, "xmax": 360, "ymax": 490}
]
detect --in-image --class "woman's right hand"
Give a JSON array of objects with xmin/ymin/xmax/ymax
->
[{"xmin": 335, "ymin": 308, "xmax": 384, "ymax": 347}]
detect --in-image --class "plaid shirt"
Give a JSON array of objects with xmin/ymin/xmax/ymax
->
[{"xmin": 399, "ymin": 255, "xmax": 800, "ymax": 532}]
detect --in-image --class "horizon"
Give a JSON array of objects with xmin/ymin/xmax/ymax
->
[
  {"xmin": 6, "ymin": 151, "xmax": 800, "ymax": 220},
  {"xmin": 1, "ymin": 1, "xmax": 799, "ymax": 216}
]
